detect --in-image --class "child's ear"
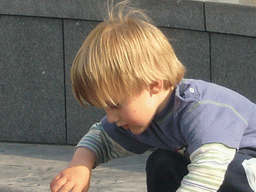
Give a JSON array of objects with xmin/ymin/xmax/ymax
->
[{"xmin": 149, "ymin": 80, "xmax": 163, "ymax": 94}]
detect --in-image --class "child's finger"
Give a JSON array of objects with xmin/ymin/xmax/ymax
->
[
  {"xmin": 50, "ymin": 177, "xmax": 67, "ymax": 192},
  {"xmin": 50, "ymin": 175, "xmax": 63, "ymax": 191},
  {"xmin": 72, "ymin": 185, "xmax": 89, "ymax": 192},
  {"xmin": 50, "ymin": 174, "xmax": 61, "ymax": 187},
  {"xmin": 57, "ymin": 181, "xmax": 77, "ymax": 192}
]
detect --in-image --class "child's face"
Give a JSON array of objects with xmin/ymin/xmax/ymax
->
[{"xmin": 104, "ymin": 88, "xmax": 160, "ymax": 135}]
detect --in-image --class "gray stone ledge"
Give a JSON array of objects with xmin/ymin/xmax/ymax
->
[
  {"xmin": 0, "ymin": 0, "xmax": 204, "ymax": 31},
  {"xmin": 0, "ymin": 0, "xmax": 104, "ymax": 20},
  {"xmin": 195, "ymin": 0, "xmax": 256, "ymax": 7},
  {"xmin": 136, "ymin": 0, "xmax": 205, "ymax": 31},
  {"xmin": 1, "ymin": 0, "xmax": 255, "ymax": 37},
  {"xmin": 205, "ymin": 2, "xmax": 256, "ymax": 37}
]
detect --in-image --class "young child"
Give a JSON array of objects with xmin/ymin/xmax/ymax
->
[{"xmin": 50, "ymin": 1, "xmax": 256, "ymax": 192}]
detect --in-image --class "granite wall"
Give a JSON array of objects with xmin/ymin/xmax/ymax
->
[{"xmin": 1, "ymin": 0, "xmax": 255, "ymax": 145}]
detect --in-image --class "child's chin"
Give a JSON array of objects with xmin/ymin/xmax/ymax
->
[{"xmin": 130, "ymin": 127, "xmax": 147, "ymax": 135}]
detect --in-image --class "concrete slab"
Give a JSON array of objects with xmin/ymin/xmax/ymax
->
[{"xmin": 0, "ymin": 142, "xmax": 150, "ymax": 192}]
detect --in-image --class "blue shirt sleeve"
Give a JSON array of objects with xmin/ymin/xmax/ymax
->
[{"xmin": 180, "ymin": 100, "xmax": 248, "ymax": 154}]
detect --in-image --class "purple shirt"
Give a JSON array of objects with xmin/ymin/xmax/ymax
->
[{"xmin": 102, "ymin": 79, "xmax": 256, "ymax": 155}]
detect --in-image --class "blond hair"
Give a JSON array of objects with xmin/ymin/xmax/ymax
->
[{"xmin": 71, "ymin": 0, "xmax": 185, "ymax": 108}]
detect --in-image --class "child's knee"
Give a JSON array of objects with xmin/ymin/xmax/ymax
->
[
  {"xmin": 146, "ymin": 149, "xmax": 172, "ymax": 169},
  {"xmin": 146, "ymin": 149, "xmax": 189, "ymax": 173}
]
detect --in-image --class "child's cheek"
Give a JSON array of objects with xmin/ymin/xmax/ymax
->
[{"xmin": 125, "ymin": 112, "xmax": 141, "ymax": 124}]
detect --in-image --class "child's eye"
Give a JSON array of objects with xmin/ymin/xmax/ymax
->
[{"xmin": 110, "ymin": 104, "xmax": 120, "ymax": 109}]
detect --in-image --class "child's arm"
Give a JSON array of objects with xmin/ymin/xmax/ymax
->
[
  {"xmin": 177, "ymin": 143, "xmax": 236, "ymax": 191},
  {"xmin": 50, "ymin": 122, "xmax": 135, "ymax": 192},
  {"xmin": 77, "ymin": 123, "xmax": 135, "ymax": 166},
  {"xmin": 50, "ymin": 147, "xmax": 96, "ymax": 192}
]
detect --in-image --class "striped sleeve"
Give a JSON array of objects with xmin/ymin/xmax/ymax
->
[
  {"xmin": 177, "ymin": 143, "xmax": 236, "ymax": 192},
  {"xmin": 76, "ymin": 123, "xmax": 135, "ymax": 166}
]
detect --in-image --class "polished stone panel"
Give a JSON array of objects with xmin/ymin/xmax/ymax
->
[
  {"xmin": 211, "ymin": 33, "xmax": 256, "ymax": 102},
  {"xmin": 205, "ymin": 2, "xmax": 256, "ymax": 37},
  {"xmin": 63, "ymin": 20, "xmax": 105, "ymax": 145},
  {"xmin": 0, "ymin": 16, "xmax": 66, "ymax": 143},
  {"xmin": 161, "ymin": 28, "xmax": 210, "ymax": 81}
]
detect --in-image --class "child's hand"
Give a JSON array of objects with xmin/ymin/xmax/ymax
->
[
  {"xmin": 50, "ymin": 147, "xmax": 96, "ymax": 192},
  {"xmin": 50, "ymin": 165, "xmax": 91, "ymax": 192}
]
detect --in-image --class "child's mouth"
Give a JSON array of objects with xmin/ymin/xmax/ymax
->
[{"xmin": 122, "ymin": 124, "xmax": 129, "ymax": 129}]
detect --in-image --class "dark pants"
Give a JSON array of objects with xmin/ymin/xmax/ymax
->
[
  {"xmin": 146, "ymin": 149, "xmax": 190, "ymax": 192},
  {"xmin": 218, "ymin": 148, "xmax": 256, "ymax": 192},
  {"xmin": 146, "ymin": 148, "xmax": 256, "ymax": 192}
]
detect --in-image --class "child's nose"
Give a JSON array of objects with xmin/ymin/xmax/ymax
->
[{"xmin": 105, "ymin": 109, "xmax": 119, "ymax": 124}]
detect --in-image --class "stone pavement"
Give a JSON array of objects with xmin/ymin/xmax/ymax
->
[{"xmin": 0, "ymin": 142, "xmax": 151, "ymax": 192}]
